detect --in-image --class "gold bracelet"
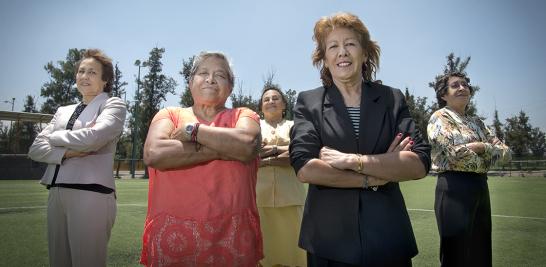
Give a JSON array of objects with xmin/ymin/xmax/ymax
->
[{"xmin": 356, "ymin": 154, "xmax": 363, "ymax": 173}]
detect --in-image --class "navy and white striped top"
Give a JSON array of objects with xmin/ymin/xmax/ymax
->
[{"xmin": 346, "ymin": 107, "xmax": 360, "ymax": 138}]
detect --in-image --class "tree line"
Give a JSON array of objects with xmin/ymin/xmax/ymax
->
[{"xmin": 0, "ymin": 49, "xmax": 544, "ymax": 162}]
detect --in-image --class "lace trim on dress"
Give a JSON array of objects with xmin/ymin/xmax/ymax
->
[{"xmin": 141, "ymin": 210, "xmax": 262, "ymax": 266}]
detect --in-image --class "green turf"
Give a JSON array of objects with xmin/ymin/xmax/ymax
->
[
  {"xmin": 1, "ymin": 176, "xmax": 545, "ymax": 266},
  {"xmin": 400, "ymin": 176, "xmax": 546, "ymax": 266},
  {"xmin": 0, "ymin": 179, "xmax": 148, "ymax": 267}
]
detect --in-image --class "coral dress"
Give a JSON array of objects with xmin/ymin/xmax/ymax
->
[{"xmin": 140, "ymin": 107, "xmax": 263, "ymax": 266}]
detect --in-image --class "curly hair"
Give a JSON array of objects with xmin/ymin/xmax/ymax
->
[
  {"xmin": 258, "ymin": 85, "xmax": 288, "ymax": 118},
  {"xmin": 75, "ymin": 49, "xmax": 114, "ymax": 93},
  {"xmin": 435, "ymin": 72, "xmax": 474, "ymax": 108},
  {"xmin": 312, "ymin": 12, "xmax": 380, "ymax": 87}
]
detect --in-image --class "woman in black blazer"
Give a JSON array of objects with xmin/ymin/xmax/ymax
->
[{"xmin": 289, "ymin": 12, "xmax": 431, "ymax": 266}]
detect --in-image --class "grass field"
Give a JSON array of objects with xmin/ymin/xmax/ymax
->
[{"xmin": 1, "ymin": 176, "xmax": 545, "ymax": 266}]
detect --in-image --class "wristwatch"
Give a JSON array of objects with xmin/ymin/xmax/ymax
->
[{"xmin": 184, "ymin": 122, "xmax": 200, "ymax": 142}]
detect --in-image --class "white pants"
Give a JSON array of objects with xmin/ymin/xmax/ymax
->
[{"xmin": 47, "ymin": 187, "xmax": 116, "ymax": 267}]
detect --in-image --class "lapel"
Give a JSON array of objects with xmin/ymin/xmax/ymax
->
[
  {"xmin": 56, "ymin": 104, "xmax": 78, "ymax": 130},
  {"xmin": 73, "ymin": 93, "xmax": 109, "ymax": 130},
  {"xmin": 358, "ymin": 81, "xmax": 387, "ymax": 154},
  {"xmin": 323, "ymin": 84, "xmax": 358, "ymax": 153}
]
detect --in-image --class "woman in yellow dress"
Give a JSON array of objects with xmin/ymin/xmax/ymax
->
[{"xmin": 257, "ymin": 85, "xmax": 307, "ymax": 267}]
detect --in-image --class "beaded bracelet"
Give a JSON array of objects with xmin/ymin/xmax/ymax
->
[
  {"xmin": 362, "ymin": 175, "xmax": 369, "ymax": 189},
  {"xmin": 191, "ymin": 122, "xmax": 200, "ymax": 142}
]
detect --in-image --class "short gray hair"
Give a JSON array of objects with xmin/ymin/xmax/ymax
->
[{"xmin": 190, "ymin": 51, "xmax": 235, "ymax": 88}]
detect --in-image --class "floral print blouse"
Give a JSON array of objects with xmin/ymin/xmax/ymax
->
[{"xmin": 427, "ymin": 106, "xmax": 511, "ymax": 173}]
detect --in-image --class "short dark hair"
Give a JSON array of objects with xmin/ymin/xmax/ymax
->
[
  {"xmin": 75, "ymin": 49, "xmax": 114, "ymax": 93},
  {"xmin": 434, "ymin": 72, "xmax": 474, "ymax": 108},
  {"xmin": 258, "ymin": 85, "xmax": 288, "ymax": 118}
]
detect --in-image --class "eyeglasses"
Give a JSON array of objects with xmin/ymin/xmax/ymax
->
[{"xmin": 449, "ymin": 81, "xmax": 469, "ymax": 89}]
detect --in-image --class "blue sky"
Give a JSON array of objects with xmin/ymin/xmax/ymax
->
[{"xmin": 1, "ymin": 0, "xmax": 545, "ymax": 131}]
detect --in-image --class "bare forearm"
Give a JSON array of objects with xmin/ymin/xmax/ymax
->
[
  {"xmin": 261, "ymin": 151, "xmax": 291, "ymax": 166},
  {"xmin": 197, "ymin": 126, "xmax": 259, "ymax": 162},
  {"xmin": 361, "ymin": 151, "xmax": 426, "ymax": 181},
  {"xmin": 297, "ymin": 159, "xmax": 365, "ymax": 188},
  {"xmin": 144, "ymin": 139, "xmax": 219, "ymax": 170}
]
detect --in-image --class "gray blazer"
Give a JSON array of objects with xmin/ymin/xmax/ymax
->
[{"xmin": 28, "ymin": 93, "xmax": 126, "ymax": 190}]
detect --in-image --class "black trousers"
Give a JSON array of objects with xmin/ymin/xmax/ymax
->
[
  {"xmin": 435, "ymin": 171, "xmax": 492, "ymax": 267},
  {"xmin": 307, "ymin": 252, "xmax": 412, "ymax": 267}
]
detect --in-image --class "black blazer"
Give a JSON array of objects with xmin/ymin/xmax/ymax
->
[{"xmin": 289, "ymin": 81, "xmax": 431, "ymax": 265}]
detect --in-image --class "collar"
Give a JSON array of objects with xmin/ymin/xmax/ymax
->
[
  {"xmin": 443, "ymin": 106, "xmax": 467, "ymax": 124},
  {"xmin": 324, "ymin": 80, "xmax": 380, "ymax": 107},
  {"xmin": 84, "ymin": 93, "xmax": 108, "ymax": 106}
]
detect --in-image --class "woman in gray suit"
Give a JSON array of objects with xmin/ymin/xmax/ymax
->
[
  {"xmin": 289, "ymin": 12, "xmax": 431, "ymax": 266},
  {"xmin": 28, "ymin": 49, "xmax": 126, "ymax": 267}
]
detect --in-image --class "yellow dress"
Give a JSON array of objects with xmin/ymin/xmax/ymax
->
[{"xmin": 257, "ymin": 119, "xmax": 307, "ymax": 267}]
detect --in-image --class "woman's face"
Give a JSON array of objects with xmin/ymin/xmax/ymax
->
[
  {"xmin": 442, "ymin": 76, "xmax": 471, "ymax": 110},
  {"xmin": 76, "ymin": 58, "xmax": 106, "ymax": 99},
  {"xmin": 323, "ymin": 27, "xmax": 367, "ymax": 84},
  {"xmin": 261, "ymin": 89, "xmax": 286, "ymax": 120},
  {"xmin": 189, "ymin": 56, "xmax": 232, "ymax": 106}
]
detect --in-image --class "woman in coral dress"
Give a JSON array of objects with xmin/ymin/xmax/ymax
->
[{"xmin": 140, "ymin": 51, "xmax": 263, "ymax": 266}]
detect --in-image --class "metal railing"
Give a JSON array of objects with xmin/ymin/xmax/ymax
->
[
  {"xmin": 113, "ymin": 158, "xmax": 145, "ymax": 178},
  {"xmin": 487, "ymin": 160, "xmax": 546, "ymax": 177}
]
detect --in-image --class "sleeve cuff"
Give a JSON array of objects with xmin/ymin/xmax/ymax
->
[
  {"xmin": 53, "ymin": 147, "xmax": 68, "ymax": 165},
  {"xmin": 483, "ymin": 142, "xmax": 493, "ymax": 156}
]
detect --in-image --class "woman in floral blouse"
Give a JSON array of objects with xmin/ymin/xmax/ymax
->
[{"xmin": 427, "ymin": 72, "xmax": 511, "ymax": 267}]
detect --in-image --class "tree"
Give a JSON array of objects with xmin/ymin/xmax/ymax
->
[
  {"xmin": 133, "ymin": 47, "xmax": 177, "ymax": 173},
  {"xmin": 110, "ymin": 62, "xmax": 129, "ymax": 168},
  {"xmin": 529, "ymin": 127, "xmax": 545, "ymax": 158},
  {"xmin": 429, "ymin": 53, "xmax": 480, "ymax": 117},
  {"xmin": 40, "ymin": 48, "xmax": 84, "ymax": 114},
  {"xmin": 231, "ymin": 82, "xmax": 259, "ymax": 112},
  {"xmin": 404, "ymin": 88, "xmax": 433, "ymax": 140},
  {"xmin": 262, "ymin": 70, "xmax": 278, "ymax": 91},
  {"xmin": 179, "ymin": 56, "xmax": 195, "ymax": 107},
  {"xmin": 115, "ymin": 133, "xmax": 132, "ymax": 159},
  {"xmin": 0, "ymin": 96, "xmax": 39, "ymax": 153},
  {"xmin": 106, "ymin": 62, "xmax": 128, "ymax": 173},
  {"xmin": 112, "ymin": 63, "xmax": 128, "ymax": 98},
  {"xmin": 259, "ymin": 70, "xmax": 297, "ymax": 119},
  {"xmin": 491, "ymin": 109, "xmax": 505, "ymax": 141},
  {"xmin": 285, "ymin": 89, "xmax": 297, "ymax": 120},
  {"xmin": 504, "ymin": 111, "xmax": 532, "ymax": 158},
  {"xmin": 20, "ymin": 95, "xmax": 39, "ymax": 152},
  {"xmin": 0, "ymin": 122, "xmax": 8, "ymax": 153}
]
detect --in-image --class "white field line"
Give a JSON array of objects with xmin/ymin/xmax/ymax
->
[
  {"xmin": 0, "ymin": 203, "xmax": 147, "ymax": 211},
  {"xmin": 408, "ymin": 208, "xmax": 546, "ymax": 221},
  {"xmin": 1, "ymin": 205, "xmax": 545, "ymax": 221}
]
